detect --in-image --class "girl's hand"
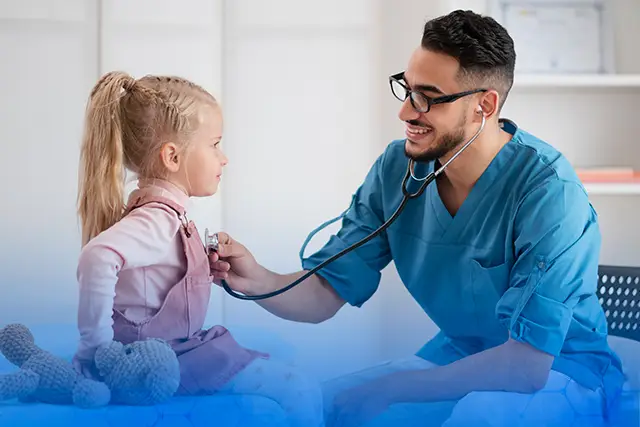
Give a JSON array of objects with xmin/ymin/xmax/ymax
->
[{"xmin": 72, "ymin": 354, "xmax": 102, "ymax": 381}]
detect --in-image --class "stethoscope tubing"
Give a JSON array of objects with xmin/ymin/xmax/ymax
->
[{"xmin": 220, "ymin": 115, "xmax": 486, "ymax": 300}]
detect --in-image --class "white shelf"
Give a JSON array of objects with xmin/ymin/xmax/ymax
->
[
  {"xmin": 584, "ymin": 183, "xmax": 640, "ymax": 195},
  {"xmin": 513, "ymin": 74, "xmax": 640, "ymax": 88}
]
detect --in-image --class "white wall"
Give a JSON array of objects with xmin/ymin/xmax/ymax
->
[
  {"xmin": 220, "ymin": 0, "xmax": 391, "ymax": 380},
  {"xmin": 0, "ymin": 0, "xmax": 98, "ymax": 325},
  {"xmin": 1, "ymin": 0, "xmax": 639, "ymax": 382}
]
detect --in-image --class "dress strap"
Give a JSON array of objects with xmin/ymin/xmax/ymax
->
[{"xmin": 124, "ymin": 194, "xmax": 192, "ymax": 237}]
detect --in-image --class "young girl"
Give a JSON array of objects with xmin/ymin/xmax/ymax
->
[{"xmin": 73, "ymin": 71, "xmax": 324, "ymax": 426}]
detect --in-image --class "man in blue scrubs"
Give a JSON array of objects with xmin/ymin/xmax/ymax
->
[{"xmin": 210, "ymin": 9, "xmax": 625, "ymax": 427}]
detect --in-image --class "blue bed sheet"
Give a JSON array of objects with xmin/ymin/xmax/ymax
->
[{"xmin": 0, "ymin": 324, "xmax": 295, "ymax": 427}]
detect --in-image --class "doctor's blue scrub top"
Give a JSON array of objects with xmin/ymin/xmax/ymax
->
[{"xmin": 301, "ymin": 119, "xmax": 625, "ymax": 403}]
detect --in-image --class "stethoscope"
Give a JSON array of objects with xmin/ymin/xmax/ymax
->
[{"xmin": 206, "ymin": 113, "xmax": 486, "ymax": 300}]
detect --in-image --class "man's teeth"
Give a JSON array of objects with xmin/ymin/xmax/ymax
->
[{"xmin": 410, "ymin": 127, "xmax": 432, "ymax": 134}]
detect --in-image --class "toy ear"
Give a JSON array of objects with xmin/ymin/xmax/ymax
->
[
  {"xmin": 94, "ymin": 341, "xmax": 124, "ymax": 376},
  {"xmin": 0, "ymin": 324, "xmax": 36, "ymax": 366}
]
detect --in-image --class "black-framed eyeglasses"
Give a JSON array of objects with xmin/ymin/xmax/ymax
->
[{"xmin": 389, "ymin": 71, "xmax": 487, "ymax": 113}]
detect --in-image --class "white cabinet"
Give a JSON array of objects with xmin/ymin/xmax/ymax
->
[{"xmin": 498, "ymin": 0, "xmax": 640, "ymax": 267}]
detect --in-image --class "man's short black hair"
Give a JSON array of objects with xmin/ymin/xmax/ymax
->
[{"xmin": 421, "ymin": 9, "xmax": 516, "ymax": 110}]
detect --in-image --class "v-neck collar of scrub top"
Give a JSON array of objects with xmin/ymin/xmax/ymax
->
[{"xmin": 426, "ymin": 118, "xmax": 520, "ymax": 241}]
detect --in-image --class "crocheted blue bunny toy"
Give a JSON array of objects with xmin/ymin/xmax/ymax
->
[
  {"xmin": 0, "ymin": 323, "xmax": 110, "ymax": 408},
  {"xmin": 0, "ymin": 323, "xmax": 181, "ymax": 408}
]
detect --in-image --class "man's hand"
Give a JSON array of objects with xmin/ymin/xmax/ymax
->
[
  {"xmin": 328, "ymin": 379, "xmax": 392, "ymax": 427},
  {"xmin": 208, "ymin": 232, "xmax": 268, "ymax": 296},
  {"xmin": 207, "ymin": 231, "xmax": 346, "ymax": 323},
  {"xmin": 328, "ymin": 338, "xmax": 553, "ymax": 426}
]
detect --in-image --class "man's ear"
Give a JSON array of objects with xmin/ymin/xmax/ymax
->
[
  {"xmin": 160, "ymin": 142, "xmax": 181, "ymax": 173},
  {"xmin": 477, "ymin": 90, "xmax": 500, "ymax": 120}
]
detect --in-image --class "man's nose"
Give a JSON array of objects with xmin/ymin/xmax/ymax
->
[{"xmin": 398, "ymin": 98, "xmax": 420, "ymax": 122}]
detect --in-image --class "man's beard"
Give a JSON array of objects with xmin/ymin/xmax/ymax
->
[{"xmin": 405, "ymin": 115, "xmax": 467, "ymax": 163}]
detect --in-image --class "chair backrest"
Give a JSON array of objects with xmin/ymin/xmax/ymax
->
[{"xmin": 597, "ymin": 265, "xmax": 640, "ymax": 342}]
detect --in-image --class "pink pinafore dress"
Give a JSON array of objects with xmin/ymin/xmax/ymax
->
[{"xmin": 112, "ymin": 192, "xmax": 267, "ymax": 395}]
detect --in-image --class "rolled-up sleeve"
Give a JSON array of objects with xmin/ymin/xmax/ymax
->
[
  {"xmin": 301, "ymin": 152, "xmax": 393, "ymax": 307},
  {"xmin": 495, "ymin": 178, "xmax": 601, "ymax": 357}
]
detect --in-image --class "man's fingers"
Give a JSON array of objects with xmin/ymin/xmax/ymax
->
[
  {"xmin": 207, "ymin": 232, "xmax": 245, "ymax": 258},
  {"xmin": 210, "ymin": 260, "xmax": 230, "ymax": 271},
  {"xmin": 212, "ymin": 272, "xmax": 228, "ymax": 282},
  {"xmin": 208, "ymin": 252, "xmax": 230, "ymax": 271},
  {"xmin": 216, "ymin": 231, "xmax": 232, "ymax": 245},
  {"xmin": 216, "ymin": 242, "xmax": 243, "ymax": 258}
]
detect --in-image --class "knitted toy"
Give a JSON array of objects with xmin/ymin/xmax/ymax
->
[
  {"xmin": 0, "ymin": 323, "xmax": 181, "ymax": 408},
  {"xmin": 94, "ymin": 338, "xmax": 180, "ymax": 406},
  {"xmin": 0, "ymin": 323, "xmax": 110, "ymax": 408}
]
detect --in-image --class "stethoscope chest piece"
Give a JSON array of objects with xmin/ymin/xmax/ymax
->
[{"xmin": 204, "ymin": 228, "xmax": 219, "ymax": 253}]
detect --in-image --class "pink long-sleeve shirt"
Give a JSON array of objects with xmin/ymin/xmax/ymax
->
[{"xmin": 76, "ymin": 179, "xmax": 196, "ymax": 362}]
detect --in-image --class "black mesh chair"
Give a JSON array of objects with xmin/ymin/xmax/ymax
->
[{"xmin": 597, "ymin": 265, "xmax": 640, "ymax": 342}]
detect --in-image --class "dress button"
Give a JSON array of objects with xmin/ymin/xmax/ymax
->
[{"xmin": 538, "ymin": 261, "xmax": 545, "ymax": 269}]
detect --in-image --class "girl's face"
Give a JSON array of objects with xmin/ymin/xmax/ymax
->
[{"xmin": 184, "ymin": 105, "xmax": 228, "ymax": 197}]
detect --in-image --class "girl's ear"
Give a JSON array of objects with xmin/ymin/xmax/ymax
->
[{"xmin": 160, "ymin": 142, "xmax": 181, "ymax": 173}]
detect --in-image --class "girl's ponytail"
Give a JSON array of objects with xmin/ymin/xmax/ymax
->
[{"xmin": 77, "ymin": 71, "xmax": 134, "ymax": 246}]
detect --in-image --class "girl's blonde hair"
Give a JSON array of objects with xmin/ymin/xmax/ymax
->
[{"xmin": 77, "ymin": 71, "xmax": 218, "ymax": 246}]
